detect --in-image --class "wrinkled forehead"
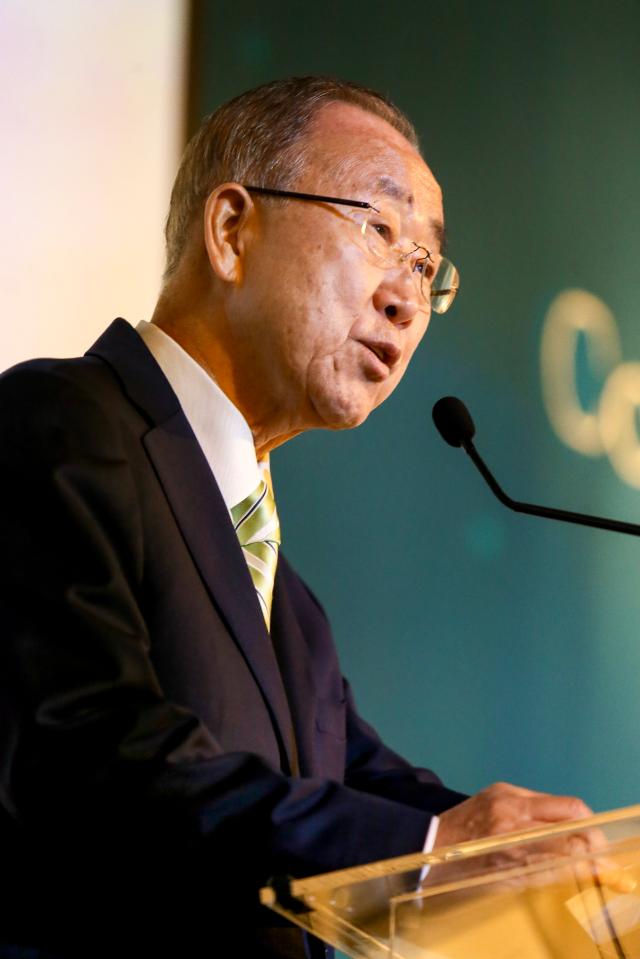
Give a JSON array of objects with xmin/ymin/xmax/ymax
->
[{"xmin": 300, "ymin": 119, "xmax": 444, "ymax": 249}]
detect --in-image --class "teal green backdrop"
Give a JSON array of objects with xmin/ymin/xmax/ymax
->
[{"xmin": 193, "ymin": 1, "xmax": 640, "ymax": 811}]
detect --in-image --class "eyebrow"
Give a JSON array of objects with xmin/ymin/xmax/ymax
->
[
  {"xmin": 433, "ymin": 220, "xmax": 447, "ymax": 254},
  {"xmin": 374, "ymin": 175, "xmax": 409, "ymax": 203}
]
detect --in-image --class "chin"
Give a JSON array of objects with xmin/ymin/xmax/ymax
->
[
  {"xmin": 309, "ymin": 379, "xmax": 381, "ymax": 431},
  {"xmin": 318, "ymin": 400, "xmax": 372, "ymax": 431}
]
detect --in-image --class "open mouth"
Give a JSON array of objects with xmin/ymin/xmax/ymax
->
[{"xmin": 359, "ymin": 340, "xmax": 400, "ymax": 370}]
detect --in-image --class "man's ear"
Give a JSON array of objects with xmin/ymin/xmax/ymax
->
[{"xmin": 203, "ymin": 183, "xmax": 254, "ymax": 283}]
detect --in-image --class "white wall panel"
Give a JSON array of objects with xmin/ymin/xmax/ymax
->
[{"xmin": 0, "ymin": 0, "xmax": 188, "ymax": 367}]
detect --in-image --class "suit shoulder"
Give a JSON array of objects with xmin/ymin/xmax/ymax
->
[
  {"xmin": 0, "ymin": 350, "xmax": 139, "ymax": 432},
  {"xmin": 0, "ymin": 354, "xmax": 136, "ymax": 465},
  {"xmin": 0, "ymin": 353, "xmax": 119, "ymax": 406}
]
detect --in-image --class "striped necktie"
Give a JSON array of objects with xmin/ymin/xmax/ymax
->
[{"xmin": 231, "ymin": 463, "xmax": 281, "ymax": 629}]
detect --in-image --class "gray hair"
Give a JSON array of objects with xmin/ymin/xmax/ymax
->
[{"xmin": 163, "ymin": 76, "xmax": 419, "ymax": 278}]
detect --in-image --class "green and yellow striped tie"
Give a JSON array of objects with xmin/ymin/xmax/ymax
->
[{"xmin": 231, "ymin": 463, "xmax": 281, "ymax": 629}]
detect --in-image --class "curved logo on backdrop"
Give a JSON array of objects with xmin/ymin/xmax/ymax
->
[{"xmin": 541, "ymin": 289, "xmax": 640, "ymax": 488}]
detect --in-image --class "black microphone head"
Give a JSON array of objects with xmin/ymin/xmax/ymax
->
[{"xmin": 432, "ymin": 396, "xmax": 476, "ymax": 448}]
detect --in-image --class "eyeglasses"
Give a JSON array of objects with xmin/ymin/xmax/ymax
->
[{"xmin": 244, "ymin": 185, "xmax": 460, "ymax": 315}]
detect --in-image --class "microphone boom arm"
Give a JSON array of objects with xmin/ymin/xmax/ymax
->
[{"xmin": 463, "ymin": 439, "xmax": 640, "ymax": 538}]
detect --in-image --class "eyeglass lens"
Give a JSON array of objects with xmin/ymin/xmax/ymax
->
[
  {"xmin": 431, "ymin": 259, "xmax": 460, "ymax": 315},
  {"xmin": 358, "ymin": 212, "xmax": 459, "ymax": 315}
]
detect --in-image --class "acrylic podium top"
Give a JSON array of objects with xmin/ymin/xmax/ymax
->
[{"xmin": 261, "ymin": 804, "xmax": 640, "ymax": 959}]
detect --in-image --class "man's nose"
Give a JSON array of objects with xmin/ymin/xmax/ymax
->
[{"xmin": 372, "ymin": 270, "xmax": 424, "ymax": 327}]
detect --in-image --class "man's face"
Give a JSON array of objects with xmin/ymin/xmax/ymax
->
[{"xmin": 229, "ymin": 102, "xmax": 445, "ymax": 443}]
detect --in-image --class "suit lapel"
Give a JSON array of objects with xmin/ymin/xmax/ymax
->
[
  {"xmin": 270, "ymin": 563, "xmax": 317, "ymax": 778},
  {"xmin": 86, "ymin": 319, "xmax": 298, "ymax": 773}
]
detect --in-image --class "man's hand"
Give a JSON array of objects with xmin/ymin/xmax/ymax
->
[
  {"xmin": 435, "ymin": 782, "xmax": 592, "ymax": 849},
  {"xmin": 431, "ymin": 783, "xmax": 637, "ymax": 895}
]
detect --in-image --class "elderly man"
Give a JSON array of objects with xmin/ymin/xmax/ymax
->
[{"xmin": 0, "ymin": 78, "xmax": 588, "ymax": 959}]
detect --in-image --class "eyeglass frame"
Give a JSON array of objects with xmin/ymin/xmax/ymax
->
[{"xmin": 243, "ymin": 184, "xmax": 459, "ymax": 314}]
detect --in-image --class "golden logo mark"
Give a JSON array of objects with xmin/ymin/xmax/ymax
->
[{"xmin": 541, "ymin": 289, "xmax": 640, "ymax": 487}]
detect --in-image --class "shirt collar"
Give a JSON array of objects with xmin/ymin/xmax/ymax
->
[{"xmin": 136, "ymin": 320, "xmax": 262, "ymax": 512}]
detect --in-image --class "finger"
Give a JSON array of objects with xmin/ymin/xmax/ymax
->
[
  {"xmin": 594, "ymin": 864, "xmax": 637, "ymax": 894},
  {"xmin": 524, "ymin": 793, "xmax": 592, "ymax": 823},
  {"xmin": 509, "ymin": 826, "xmax": 636, "ymax": 896},
  {"xmin": 579, "ymin": 826, "xmax": 609, "ymax": 853},
  {"xmin": 524, "ymin": 823, "xmax": 605, "ymax": 852},
  {"xmin": 484, "ymin": 783, "xmax": 593, "ymax": 818},
  {"xmin": 571, "ymin": 849, "xmax": 637, "ymax": 895}
]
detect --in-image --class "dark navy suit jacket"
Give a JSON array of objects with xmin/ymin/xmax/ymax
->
[{"xmin": 0, "ymin": 320, "xmax": 464, "ymax": 958}]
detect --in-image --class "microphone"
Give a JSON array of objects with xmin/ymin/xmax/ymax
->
[{"xmin": 432, "ymin": 396, "xmax": 640, "ymax": 538}]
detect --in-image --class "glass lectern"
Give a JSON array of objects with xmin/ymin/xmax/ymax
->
[{"xmin": 261, "ymin": 804, "xmax": 640, "ymax": 958}]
